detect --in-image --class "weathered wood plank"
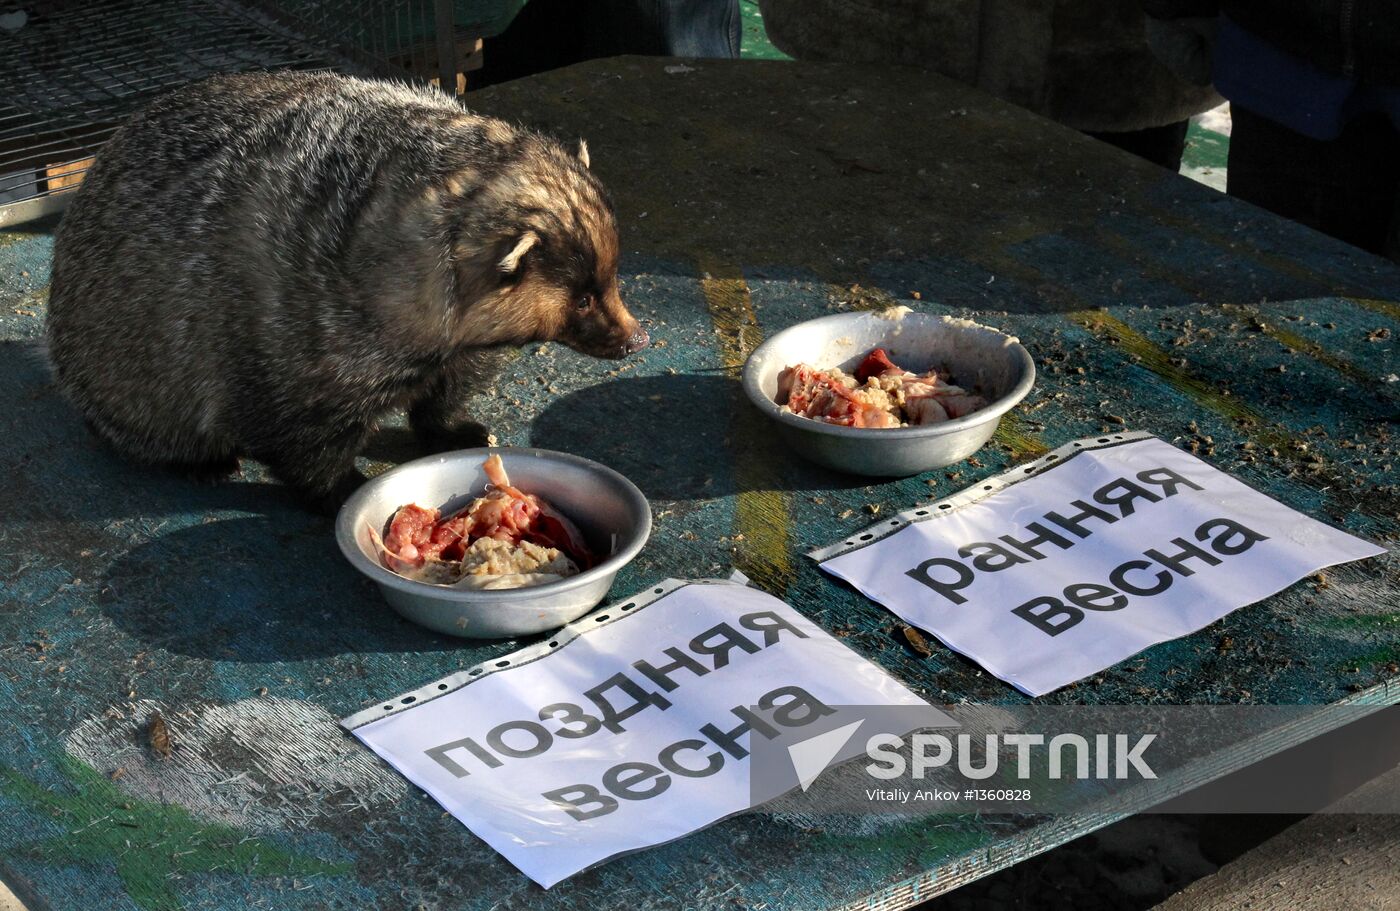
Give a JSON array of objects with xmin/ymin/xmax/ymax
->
[{"xmin": 0, "ymin": 58, "xmax": 1396, "ymax": 911}]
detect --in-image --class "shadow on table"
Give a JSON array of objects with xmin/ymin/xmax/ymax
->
[
  {"xmin": 0, "ymin": 341, "xmax": 445, "ymax": 522},
  {"xmin": 0, "ymin": 341, "xmax": 843, "ymax": 660},
  {"xmin": 0, "ymin": 340, "xmax": 306, "ymax": 519},
  {"xmin": 97, "ymin": 514, "xmax": 461, "ymax": 661},
  {"xmin": 0, "ymin": 341, "xmax": 459, "ymax": 659},
  {"xmin": 529, "ymin": 373, "xmax": 875, "ymax": 500}
]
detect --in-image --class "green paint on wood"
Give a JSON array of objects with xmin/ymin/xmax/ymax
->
[
  {"xmin": 1181, "ymin": 124, "xmax": 1229, "ymax": 171},
  {"xmin": 739, "ymin": 0, "xmax": 791, "ymax": 61},
  {"xmin": 810, "ymin": 817, "xmax": 987, "ymax": 862},
  {"xmin": 1322, "ymin": 614, "xmax": 1400, "ymax": 631},
  {"xmin": 0, "ymin": 755, "xmax": 348, "ymax": 911},
  {"xmin": 1339, "ymin": 645, "xmax": 1400, "ymax": 671}
]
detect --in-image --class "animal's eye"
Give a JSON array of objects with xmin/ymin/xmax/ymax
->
[{"xmin": 575, "ymin": 294, "xmax": 595, "ymax": 312}]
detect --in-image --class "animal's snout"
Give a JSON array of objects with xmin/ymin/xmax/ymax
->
[{"xmin": 623, "ymin": 327, "xmax": 650, "ymax": 355}]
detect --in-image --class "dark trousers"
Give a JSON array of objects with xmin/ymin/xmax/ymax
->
[
  {"xmin": 1228, "ymin": 105, "xmax": 1400, "ymax": 259},
  {"xmin": 1087, "ymin": 120, "xmax": 1192, "ymax": 172},
  {"xmin": 477, "ymin": 0, "xmax": 742, "ymax": 87}
]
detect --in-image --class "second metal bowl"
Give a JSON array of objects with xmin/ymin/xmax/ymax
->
[
  {"xmin": 742, "ymin": 309, "xmax": 1035, "ymax": 476},
  {"xmin": 336, "ymin": 447, "xmax": 651, "ymax": 638}
]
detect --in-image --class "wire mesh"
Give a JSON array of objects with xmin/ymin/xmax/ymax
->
[
  {"xmin": 0, "ymin": 0, "xmax": 459, "ymax": 222},
  {"xmin": 248, "ymin": 0, "xmax": 455, "ymax": 87}
]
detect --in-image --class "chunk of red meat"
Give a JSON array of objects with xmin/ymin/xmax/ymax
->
[
  {"xmin": 529, "ymin": 509, "xmax": 595, "ymax": 569},
  {"xmin": 379, "ymin": 455, "xmax": 597, "ymax": 575},
  {"xmin": 779, "ymin": 363, "xmax": 898, "ymax": 428},
  {"xmin": 383, "ymin": 504, "xmax": 439, "ymax": 567},
  {"xmin": 854, "ymin": 347, "xmax": 903, "ymax": 382},
  {"xmin": 777, "ymin": 364, "xmax": 820, "ymax": 416},
  {"xmin": 429, "ymin": 513, "xmax": 472, "ymax": 561}
]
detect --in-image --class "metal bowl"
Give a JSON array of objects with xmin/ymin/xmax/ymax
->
[
  {"xmin": 742, "ymin": 310, "xmax": 1035, "ymax": 476},
  {"xmin": 336, "ymin": 447, "xmax": 651, "ymax": 638}
]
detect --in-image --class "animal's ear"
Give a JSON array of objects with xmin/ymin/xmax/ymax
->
[
  {"xmin": 497, "ymin": 231, "xmax": 539, "ymax": 275},
  {"xmin": 577, "ymin": 139, "xmax": 590, "ymax": 169}
]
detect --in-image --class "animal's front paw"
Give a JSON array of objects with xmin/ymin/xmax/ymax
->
[
  {"xmin": 179, "ymin": 455, "xmax": 243, "ymax": 485},
  {"xmin": 297, "ymin": 469, "xmax": 370, "ymax": 516},
  {"xmin": 415, "ymin": 421, "xmax": 494, "ymax": 453}
]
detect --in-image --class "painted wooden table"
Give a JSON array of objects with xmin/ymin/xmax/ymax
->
[{"xmin": 1, "ymin": 58, "xmax": 1397, "ymax": 911}]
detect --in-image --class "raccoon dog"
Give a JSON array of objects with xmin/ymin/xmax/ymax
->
[{"xmin": 47, "ymin": 71, "xmax": 647, "ymax": 508}]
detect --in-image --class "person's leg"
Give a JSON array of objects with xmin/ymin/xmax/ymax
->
[
  {"xmin": 1320, "ymin": 113, "xmax": 1400, "ymax": 257},
  {"xmin": 653, "ymin": 0, "xmax": 742, "ymax": 58},
  {"xmin": 477, "ymin": 0, "xmax": 740, "ymax": 87},
  {"xmin": 1386, "ymin": 192, "xmax": 1400, "ymax": 262},
  {"xmin": 1086, "ymin": 120, "xmax": 1191, "ymax": 171},
  {"xmin": 1228, "ymin": 106, "xmax": 1400, "ymax": 256},
  {"xmin": 475, "ymin": 0, "xmax": 598, "ymax": 87}
]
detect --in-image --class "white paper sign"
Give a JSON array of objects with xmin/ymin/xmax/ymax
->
[
  {"xmin": 342, "ymin": 579, "xmax": 931, "ymax": 888},
  {"xmin": 813, "ymin": 433, "xmax": 1385, "ymax": 697}
]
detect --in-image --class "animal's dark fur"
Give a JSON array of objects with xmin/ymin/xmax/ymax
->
[{"xmin": 47, "ymin": 71, "xmax": 646, "ymax": 507}]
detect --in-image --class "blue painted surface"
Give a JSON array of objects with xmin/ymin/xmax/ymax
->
[{"xmin": 0, "ymin": 59, "xmax": 1397, "ymax": 910}]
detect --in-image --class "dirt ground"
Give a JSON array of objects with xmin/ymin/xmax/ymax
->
[
  {"xmin": 925, "ymin": 710, "xmax": 1400, "ymax": 911},
  {"xmin": 926, "ymin": 813, "xmax": 1281, "ymax": 910}
]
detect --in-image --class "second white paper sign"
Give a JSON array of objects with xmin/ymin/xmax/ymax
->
[{"xmin": 813, "ymin": 433, "xmax": 1384, "ymax": 697}]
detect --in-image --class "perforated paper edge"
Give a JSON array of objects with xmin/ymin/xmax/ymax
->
[
  {"xmin": 808, "ymin": 431, "xmax": 1155, "ymax": 562},
  {"xmin": 340, "ymin": 578, "xmax": 742, "ymax": 730}
]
